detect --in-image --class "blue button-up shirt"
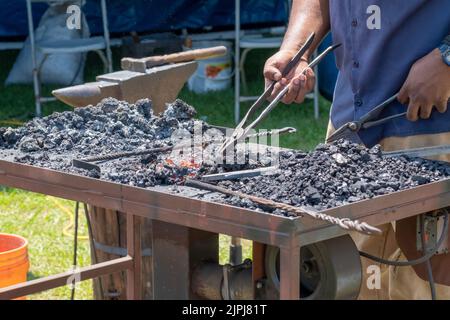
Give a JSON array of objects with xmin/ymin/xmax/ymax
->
[{"xmin": 329, "ymin": 0, "xmax": 450, "ymax": 147}]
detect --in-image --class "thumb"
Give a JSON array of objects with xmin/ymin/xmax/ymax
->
[
  {"xmin": 397, "ymin": 83, "xmax": 409, "ymax": 105},
  {"xmin": 264, "ymin": 64, "xmax": 283, "ymax": 82}
]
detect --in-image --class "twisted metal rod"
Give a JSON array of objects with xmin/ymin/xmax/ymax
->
[{"xmin": 185, "ymin": 179, "xmax": 382, "ymax": 236}]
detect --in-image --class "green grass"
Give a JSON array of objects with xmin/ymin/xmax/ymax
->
[
  {"xmin": 0, "ymin": 187, "xmax": 93, "ymax": 299},
  {"xmin": 0, "ymin": 47, "xmax": 330, "ymax": 299}
]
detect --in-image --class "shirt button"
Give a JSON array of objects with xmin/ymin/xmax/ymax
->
[
  {"xmin": 355, "ymin": 96, "xmax": 363, "ymax": 107},
  {"xmin": 351, "ymin": 19, "xmax": 358, "ymax": 27},
  {"xmin": 353, "ymin": 61, "xmax": 359, "ymax": 68}
]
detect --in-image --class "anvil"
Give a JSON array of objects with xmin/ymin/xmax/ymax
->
[{"xmin": 52, "ymin": 61, "xmax": 198, "ymax": 114}]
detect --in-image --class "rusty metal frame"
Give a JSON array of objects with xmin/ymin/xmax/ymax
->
[
  {"xmin": 1, "ymin": 159, "xmax": 450, "ymax": 299},
  {"xmin": 0, "ymin": 211, "xmax": 142, "ymax": 300}
]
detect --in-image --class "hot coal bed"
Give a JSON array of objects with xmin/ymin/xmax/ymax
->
[{"xmin": 1, "ymin": 98, "xmax": 449, "ymax": 216}]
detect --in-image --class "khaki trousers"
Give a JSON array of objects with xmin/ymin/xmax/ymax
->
[{"xmin": 326, "ymin": 122, "xmax": 450, "ymax": 300}]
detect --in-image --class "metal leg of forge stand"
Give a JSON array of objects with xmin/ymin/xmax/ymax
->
[
  {"xmin": 152, "ymin": 220, "xmax": 219, "ymax": 299},
  {"xmin": 230, "ymin": 237, "xmax": 242, "ymax": 265},
  {"xmin": 126, "ymin": 213, "xmax": 142, "ymax": 300},
  {"xmin": 279, "ymin": 239, "xmax": 301, "ymax": 300}
]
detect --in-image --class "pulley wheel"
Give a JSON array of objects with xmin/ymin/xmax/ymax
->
[{"xmin": 265, "ymin": 235, "xmax": 361, "ymax": 300}]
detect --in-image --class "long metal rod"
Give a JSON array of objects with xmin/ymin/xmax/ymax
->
[
  {"xmin": 201, "ymin": 166, "xmax": 280, "ymax": 182},
  {"xmin": 185, "ymin": 179, "xmax": 381, "ymax": 235},
  {"xmin": 0, "ymin": 256, "xmax": 133, "ymax": 300},
  {"xmin": 80, "ymin": 145, "xmax": 173, "ymax": 162}
]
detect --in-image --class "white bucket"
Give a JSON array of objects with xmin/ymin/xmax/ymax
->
[{"xmin": 186, "ymin": 40, "xmax": 233, "ymax": 93}]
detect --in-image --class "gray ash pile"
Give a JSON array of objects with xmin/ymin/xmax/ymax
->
[
  {"xmin": 215, "ymin": 140, "xmax": 450, "ymax": 212},
  {"xmin": 0, "ymin": 98, "xmax": 198, "ymax": 156},
  {"xmin": 0, "ymin": 98, "xmax": 211, "ymax": 186},
  {"xmin": 1, "ymin": 98, "xmax": 450, "ymax": 213}
]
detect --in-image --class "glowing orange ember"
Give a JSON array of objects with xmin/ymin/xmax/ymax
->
[{"xmin": 163, "ymin": 157, "xmax": 200, "ymax": 169}]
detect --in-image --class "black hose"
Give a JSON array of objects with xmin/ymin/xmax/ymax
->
[
  {"xmin": 424, "ymin": 253, "xmax": 436, "ymax": 300},
  {"xmin": 359, "ymin": 212, "xmax": 448, "ymax": 300},
  {"xmin": 359, "ymin": 212, "xmax": 448, "ymax": 267}
]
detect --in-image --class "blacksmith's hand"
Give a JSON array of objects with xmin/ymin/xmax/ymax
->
[
  {"xmin": 263, "ymin": 50, "xmax": 315, "ymax": 104},
  {"xmin": 398, "ymin": 48, "xmax": 450, "ymax": 121}
]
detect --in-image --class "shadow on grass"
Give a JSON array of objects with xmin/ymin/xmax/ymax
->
[
  {"xmin": 27, "ymin": 271, "xmax": 41, "ymax": 282},
  {"xmin": 0, "ymin": 186, "xmax": 18, "ymax": 194}
]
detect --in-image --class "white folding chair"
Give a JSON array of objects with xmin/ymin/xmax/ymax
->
[
  {"xmin": 26, "ymin": 0, "xmax": 112, "ymax": 117},
  {"xmin": 234, "ymin": 0, "xmax": 320, "ymax": 124}
]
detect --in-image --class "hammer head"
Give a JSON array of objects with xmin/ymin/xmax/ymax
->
[{"xmin": 120, "ymin": 58, "xmax": 148, "ymax": 73}]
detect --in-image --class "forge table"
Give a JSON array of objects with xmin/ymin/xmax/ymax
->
[{"xmin": 1, "ymin": 157, "xmax": 450, "ymax": 300}]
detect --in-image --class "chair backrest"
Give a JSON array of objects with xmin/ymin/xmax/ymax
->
[{"xmin": 27, "ymin": 0, "xmax": 112, "ymax": 72}]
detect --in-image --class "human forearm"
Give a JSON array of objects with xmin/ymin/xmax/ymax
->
[
  {"xmin": 263, "ymin": 0, "xmax": 331, "ymax": 104},
  {"xmin": 280, "ymin": 0, "xmax": 331, "ymax": 60}
]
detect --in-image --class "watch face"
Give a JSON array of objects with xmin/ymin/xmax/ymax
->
[{"xmin": 440, "ymin": 44, "xmax": 450, "ymax": 66}]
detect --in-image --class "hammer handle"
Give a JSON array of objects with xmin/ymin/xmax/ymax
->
[{"xmin": 121, "ymin": 46, "xmax": 227, "ymax": 72}]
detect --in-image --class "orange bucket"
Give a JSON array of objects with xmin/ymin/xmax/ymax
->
[{"xmin": 0, "ymin": 233, "xmax": 29, "ymax": 299}]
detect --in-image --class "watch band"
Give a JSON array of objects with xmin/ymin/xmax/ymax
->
[
  {"xmin": 443, "ymin": 35, "xmax": 450, "ymax": 46},
  {"xmin": 439, "ymin": 36, "xmax": 450, "ymax": 66}
]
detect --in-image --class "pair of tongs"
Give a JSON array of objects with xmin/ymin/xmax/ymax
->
[
  {"xmin": 326, "ymin": 93, "xmax": 407, "ymax": 143},
  {"xmin": 218, "ymin": 33, "xmax": 341, "ymax": 154}
]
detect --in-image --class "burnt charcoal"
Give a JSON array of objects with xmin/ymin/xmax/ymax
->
[
  {"xmin": 360, "ymin": 151, "xmax": 371, "ymax": 162},
  {"xmin": 411, "ymin": 175, "xmax": 430, "ymax": 185},
  {"xmin": 135, "ymin": 99, "xmax": 153, "ymax": 119},
  {"xmin": 0, "ymin": 98, "xmax": 209, "ymax": 187},
  {"xmin": 1, "ymin": 97, "xmax": 450, "ymax": 214},
  {"xmin": 18, "ymin": 136, "xmax": 41, "ymax": 152},
  {"xmin": 141, "ymin": 152, "xmax": 158, "ymax": 165},
  {"xmin": 348, "ymin": 196, "xmax": 361, "ymax": 203},
  {"xmin": 216, "ymin": 139, "xmax": 450, "ymax": 211},
  {"xmin": 2, "ymin": 128, "xmax": 19, "ymax": 145},
  {"xmin": 304, "ymin": 186, "xmax": 322, "ymax": 205},
  {"xmin": 163, "ymin": 99, "xmax": 196, "ymax": 120},
  {"xmin": 315, "ymin": 143, "xmax": 328, "ymax": 152},
  {"xmin": 332, "ymin": 153, "xmax": 349, "ymax": 165}
]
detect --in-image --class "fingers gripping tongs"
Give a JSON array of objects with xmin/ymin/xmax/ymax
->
[
  {"xmin": 218, "ymin": 32, "xmax": 341, "ymax": 154},
  {"xmin": 326, "ymin": 93, "xmax": 407, "ymax": 144}
]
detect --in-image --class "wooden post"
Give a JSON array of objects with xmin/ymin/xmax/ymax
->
[{"xmin": 126, "ymin": 213, "xmax": 142, "ymax": 300}]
